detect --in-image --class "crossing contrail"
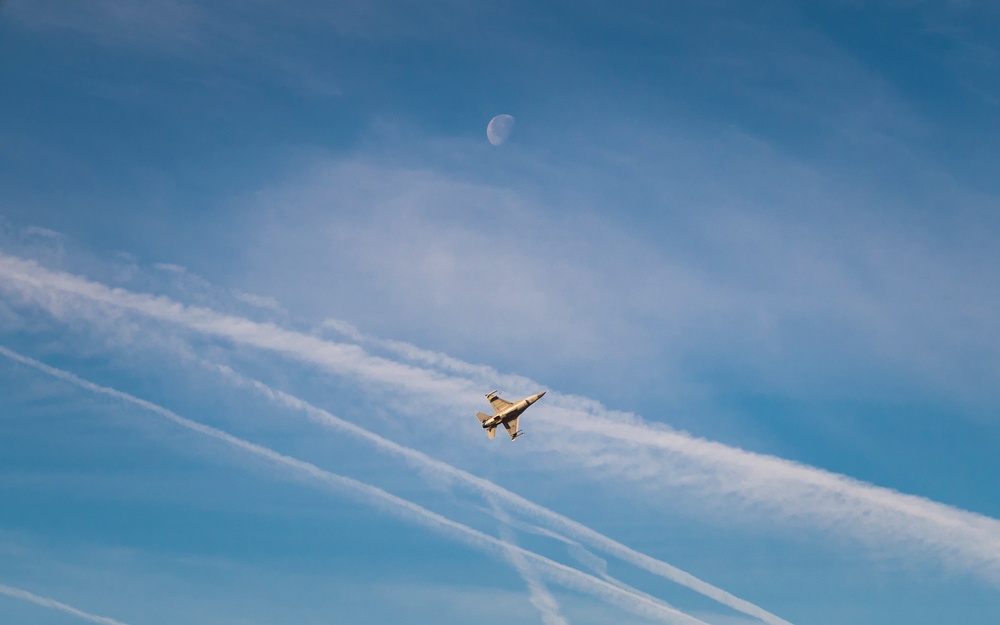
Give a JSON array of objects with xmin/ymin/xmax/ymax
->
[
  {"xmin": 487, "ymin": 495, "xmax": 570, "ymax": 625},
  {"xmin": 213, "ymin": 363, "xmax": 795, "ymax": 625},
  {"xmin": 0, "ymin": 345, "xmax": 711, "ymax": 625},
  {"xmin": 1, "ymin": 250, "xmax": 998, "ymax": 586}
]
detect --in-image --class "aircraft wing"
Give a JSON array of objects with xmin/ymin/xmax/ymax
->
[
  {"xmin": 502, "ymin": 416, "xmax": 519, "ymax": 438},
  {"xmin": 488, "ymin": 394, "xmax": 514, "ymax": 414}
]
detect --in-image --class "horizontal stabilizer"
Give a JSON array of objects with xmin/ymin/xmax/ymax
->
[
  {"xmin": 476, "ymin": 411, "xmax": 492, "ymax": 423},
  {"xmin": 487, "ymin": 426, "xmax": 496, "ymax": 439}
]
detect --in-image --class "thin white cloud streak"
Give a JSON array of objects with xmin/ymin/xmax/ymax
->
[
  {"xmin": 486, "ymin": 507, "xmax": 677, "ymax": 624},
  {"xmin": 214, "ymin": 363, "xmax": 794, "ymax": 625},
  {"xmin": 488, "ymin": 496, "xmax": 570, "ymax": 625},
  {"xmin": 561, "ymin": 409, "xmax": 1000, "ymax": 578},
  {"xmin": 1, "ymin": 251, "xmax": 999, "ymax": 586},
  {"xmin": 0, "ymin": 583, "xmax": 131, "ymax": 625},
  {"xmin": 333, "ymin": 317, "xmax": 1000, "ymax": 585},
  {"xmin": 321, "ymin": 317, "xmax": 503, "ymax": 381},
  {"xmin": 479, "ymin": 510, "xmax": 676, "ymax": 610},
  {"xmin": 506, "ymin": 522, "xmax": 612, "ymax": 583},
  {"xmin": 202, "ymin": 364, "xmax": 720, "ymax": 622},
  {"xmin": 0, "ymin": 346, "xmax": 709, "ymax": 625},
  {"xmin": 0, "ymin": 252, "xmax": 473, "ymax": 399}
]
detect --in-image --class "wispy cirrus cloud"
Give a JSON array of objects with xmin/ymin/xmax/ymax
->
[
  {"xmin": 0, "ymin": 249, "xmax": 998, "ymax": 588},
  {"xmin": 211, "ymin": 363, "xmax": 792, "ymax": 625},
  {"xmin": 5, "ymin": 0, "xmax": 212, "ymax": 54},
  {"xmin": 0, "ymin": 345, "xmax": 709, "ymax": 625},
  {"xmin": 238, "ymin": 156, "xmax": 1000, "ymax": 416}
]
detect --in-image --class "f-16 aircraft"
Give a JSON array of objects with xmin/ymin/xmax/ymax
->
[{"xmin": 476, "ymin": 390, "xmax": 546, "ymax": 440}]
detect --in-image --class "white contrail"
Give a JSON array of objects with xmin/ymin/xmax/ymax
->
[
  {"xmin": 330, "ymin": 317, "xmax": 1000, "ymax": 585},
  {"xmin": 0, "ymin": 583, "xmax": 131, "ymax": 625},
  {"xmin": 0, "ymin": 346, "xmax": 709, "ymax": 625},
  {"xmin": 213, "ymin": 363, "xmax": 795, "ymax": 625},
  {"xmin": 0, "ymin": 252, "xmax": 787, "ymax": 623},
  {"xmin": 1, "ymin": 251, "xmax": 999, "ymax": 586},
  {"xmin": 487, "ymin": 495, "xmax": 570, "ymax": 625},
  {"xmin": 321, "ymin": 317, "xmax": 504, "ymax": 381},
  {"xmin": 482, "ymin": 513, "xmax": 612, "ymax": 576},
  {"xmin": 560, "ymin": 409, "xmax": 1000, "ymax": 578},
  {"xmin": 0, "ymin": 252, "xmax": 473, "ymax": 400},
  {"xmin": 494, "ymin": 515, "xmax": 696, "ymax": 613}
]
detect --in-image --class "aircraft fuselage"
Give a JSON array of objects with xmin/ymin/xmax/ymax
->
[{"xmin": 476, "ymin": 391, "xmax": 545, "ymax": 440}]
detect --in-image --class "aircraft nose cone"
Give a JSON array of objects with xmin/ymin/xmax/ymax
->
[{"xmin": 529, "ymin": 391, "xmax": 546, "ymax": 404}]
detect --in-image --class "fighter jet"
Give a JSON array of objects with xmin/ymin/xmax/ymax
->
[{"xmin": 475, "ymin": 390, "xmax": 546, "ymax": 440}]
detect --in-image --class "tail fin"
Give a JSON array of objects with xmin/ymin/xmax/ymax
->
[
  {"xmin": 476, "ymin": 412, "xmax": 492, "ymax": 423},
  {"xmin": 487, "ymin": 426, "xmax": 496, "ymax": 439}
]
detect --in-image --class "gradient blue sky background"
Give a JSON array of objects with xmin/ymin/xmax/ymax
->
[{"xmin": 1, "ymin": 2, "xmax": 999, "ymax": 624}]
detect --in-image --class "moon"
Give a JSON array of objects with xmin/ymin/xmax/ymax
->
[{"xmin": 487, "ymin": 114, "xmax": 515, "ymax": 146}]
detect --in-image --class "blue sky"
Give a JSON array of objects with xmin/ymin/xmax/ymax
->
[{"xmin": 1, "ymin": 1, "xmax": 999, "ymax": 624}]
